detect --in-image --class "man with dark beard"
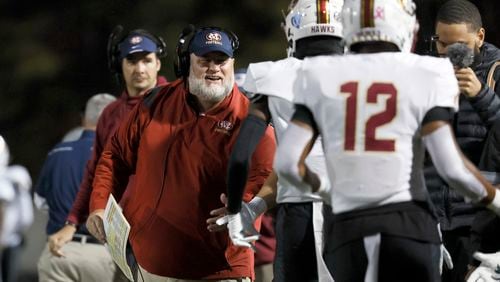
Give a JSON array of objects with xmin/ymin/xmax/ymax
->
[
  {"xmin": 425, "ymin": 1, "xmax": 500, "ymax": 281},
  {"xmin": 86, "ymin": 26, "xmax": 276, "ymax": 281}
]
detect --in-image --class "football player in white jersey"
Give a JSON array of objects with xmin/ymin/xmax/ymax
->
[
  {"xmin": 208, "ymin": 1, "xmax": 343, "ymax": 281},
  {"xmin": 274, "ymin": 0, "xmax": 500, "ymax": 281},
  {"xmin": 0, "ymin": 135, "xmax": 33, "ymax": 282}
]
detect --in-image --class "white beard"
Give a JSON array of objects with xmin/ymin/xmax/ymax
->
[{"xmin": 188, "ymin": 74, "xmax": 234, "ymax": 104}]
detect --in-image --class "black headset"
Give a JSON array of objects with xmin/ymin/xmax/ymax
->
[
  {"xmin": 174, "ymin": 25, "xmax": 239, "ymax": 79},
  {"xmin": 107, "ymin": 25, "xmax": 167, "ymax": 74}
]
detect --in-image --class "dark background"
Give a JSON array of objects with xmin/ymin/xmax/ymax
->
[
  {"xmin": 0, "ymin": 0, "xmax": 498, "ymax": 280},
  {"xmin": 0, "ymin": 1, "xmax": 292, "ymax": 180},
  {"xmin": 0, "ymin": 0, "xmax": 498, "ymax": 183}
]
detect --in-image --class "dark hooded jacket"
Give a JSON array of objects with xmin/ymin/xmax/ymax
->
[{"xmin": 425, "ymin": 42, "xmax": 500, "ymax": 230}]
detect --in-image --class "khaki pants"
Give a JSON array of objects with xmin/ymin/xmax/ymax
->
[
  {"xmin": 37, "ymin": 241, "xmax": 116, "ymax": 282},
  {"xmin": 137, "ymin": 265, "xmax": 251, "ymax": 282},
  {"xmin": 254, "ymin": 263, "xmax": 273, "ymax": 282}
]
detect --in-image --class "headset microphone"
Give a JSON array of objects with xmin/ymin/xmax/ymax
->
[{"xmin": 181, "ymin": 24, "xmax": 196, "ymax": 42}]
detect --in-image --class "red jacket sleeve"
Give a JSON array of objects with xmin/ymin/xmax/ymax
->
[
  {"xmin": 89, "ymin": 102, "xmax": 152, "ymax": 212},
  {"xmin": 66, "ymin": 112, "xmax": 110, "ymax": 224},
  {"xmin": 242, "ymin": 125, "xmax": 276, "ymax": 202}
]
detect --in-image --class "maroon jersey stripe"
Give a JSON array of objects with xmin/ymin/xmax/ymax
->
[
  {"xmin": 361, "ymin": 0, "xmax": 375, "ymax": 28},
  {"xmin": 317, "ymin": 0, "xmax": 330, "ymax": 24}
]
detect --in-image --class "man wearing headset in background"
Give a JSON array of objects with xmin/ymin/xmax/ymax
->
[
  {"xmin": 46, "ymin": 27, "xmax": 168, "ymax": 279},
  {"xmin": 86, "ymin": 26, "xmax": 276, "ymax": 281},
  {"xmin": 0, "ymin": 136, "xmax": 33, "ymax": 282}
]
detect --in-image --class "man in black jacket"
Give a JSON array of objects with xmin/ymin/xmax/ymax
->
[{"xmin": 425, "ymin": 0, "xmax": 500, "ymax": 281}]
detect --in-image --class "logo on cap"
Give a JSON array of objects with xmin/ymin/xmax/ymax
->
[
  {"xmin": 205, "ymin": 32, "xmax": 223, "ymax": 45},
  {"xmin": 130, "ymin": 36, "xmax": 143, "ymax": 44}
]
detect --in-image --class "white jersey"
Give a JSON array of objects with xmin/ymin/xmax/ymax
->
[
  {"xmin": 295, "ymin": 53, "xmax": 459, "ymax": 214},
  {"xmin": 245, "ymin": 57, "xmax": 328, "ymax": 204},
  {"xmin": 0, "ymin": 165, "xmax": 33, "ymax": 247}
]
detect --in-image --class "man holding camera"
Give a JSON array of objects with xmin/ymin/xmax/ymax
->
[{"xmin": 426, "ymin": 1, "xmax": 500, "ymax": 281}]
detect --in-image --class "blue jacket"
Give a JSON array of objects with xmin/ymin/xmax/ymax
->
[{"xmin": 35, "ymin": 130, "xmax": 95, "ymax": 235}]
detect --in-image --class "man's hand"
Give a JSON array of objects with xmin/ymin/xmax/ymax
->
[
  {"xmin": 465, "ymin": 252, "xmax": 500, "ymax": 281},
  {"xmin": 466, "ymin": 265, "xmax": 497, "ymax": 282},
  {"xmin": 48, "ymin": 224, "xmax": 76, "ymax": 257},
  {"xmin": 455, "ymin": 67, "xmax": 482, "ymax": 98},
  {"xmin": 207, "ymin": 194, "xmax": 229, "ymax": 232},
  {"xmin": 304, "ymin": 167, "xmax": 321, "ymax": 192},
  {"xmin": 215, "ymin": 200, "xmax": 260, "ymax": 250},
  {"xmin": 86, "ymin": 209, "xmax": 106, "ymax": 243},
  {"xmin": 209, "ymin": 193, "xmax": 266, "ymax": 249},
  {"xmin": 474, "ymin": 251, "xmax": 500, "ymax": 271},
  {"xmin": 225, "ymin": 212, "xmax": 260, "ymax": 251}
]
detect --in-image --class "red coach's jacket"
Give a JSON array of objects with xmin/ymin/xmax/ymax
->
[
  {"xmin": 67, "ymin": 76, "xmax": 168, "ymax": 225},
  {"xmin": 90, "ymin": 79, "xmax": 276, "ymax": 279}
]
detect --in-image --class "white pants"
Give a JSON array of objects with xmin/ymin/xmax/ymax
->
[
  {"xmin": 313, "ymin": 202, "xmax": 334, "ymax": 282},
  {"xmin": 37, "ymin": 241, "xmax": 116, "ymax": 282}
]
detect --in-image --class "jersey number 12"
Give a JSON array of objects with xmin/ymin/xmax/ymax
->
[{"xmin": 341, "ymin": 82, "xmax": 397, "ymax": 152}]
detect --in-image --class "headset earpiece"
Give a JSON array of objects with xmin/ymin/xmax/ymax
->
[
  {"xmin": 225, "ymin": 29, "xmax": 240, "ymax": 51},
  {"xmin": 174, "ymin": 24, "xmax": 197, "ymax": 79},
  {"xmin": 107, "ymin": 25, "xmax": 124, "ymax": 75},
  {"xmin": 155, "ymin": 34, "xmax": 167, "ymax": 58}
]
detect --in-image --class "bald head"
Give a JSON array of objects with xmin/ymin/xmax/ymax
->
[{"xmin": 84, "ymin": 93, "xmax": 116, "ymax": 128}]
